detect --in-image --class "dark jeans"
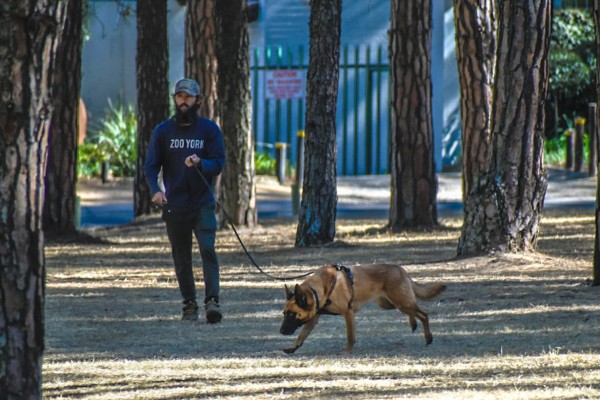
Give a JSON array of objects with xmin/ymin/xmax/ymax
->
[{"xmin": 163, "ymin": 206, "xmax": 220, "ymax": 304}]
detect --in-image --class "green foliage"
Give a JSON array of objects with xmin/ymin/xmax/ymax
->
[
  {"xmin": 548, "ymin": 9, "xmax": 597, "ymax": 138},
  {"xmin": 255, "ymin": 151, "xmax": 276, "ymax": 175},
  {"xmin": 549, "ymin": 50, "xmax": 591, "ymax": 99},
  {"xmin": 78, "ymin": 100, "xmax": 137, "ymax": 177},
  {"xmin": 544, "ymin": 114, "xmax": 590, "ymax": 167},
  {"xmin": 544, "ymin": 133, "xmax": 568, "ymax": 166}
]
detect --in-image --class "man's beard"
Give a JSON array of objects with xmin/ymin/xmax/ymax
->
[{"xmin": 174, "ymin": 103, "xmax": 199, "ymax": 126}]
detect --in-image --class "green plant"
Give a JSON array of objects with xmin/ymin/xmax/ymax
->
[
  {"xmin": 548, "ymin": 9, "xmax": 597, "ymax": 138},
  {"xmin": 544, "ymin": 133, "xmax": 567, "ymax": 166},
  {"xmin": 78, "ymin": 100, "xmax": 137, "ymax": 177},
  {"xmin": 544, "ymin": 114, "xmax": 591, "ymax": 167},
  {"xmin": 255, "ymin": 151, "xmax": 276, "ymax": 175}
]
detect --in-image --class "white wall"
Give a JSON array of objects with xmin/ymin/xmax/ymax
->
[{"xmin": 82, "ymin": 0, "xmax": 186, "ymax": 123}]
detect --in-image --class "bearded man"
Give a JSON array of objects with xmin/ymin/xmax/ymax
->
[{"xmin": 144, "ymin": 78, "xmax": 225, "ymax": 323}]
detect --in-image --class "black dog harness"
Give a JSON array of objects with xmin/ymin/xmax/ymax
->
[{"xmin": 313, "ymin": 264, "xmax": 354, "ymax": 315}]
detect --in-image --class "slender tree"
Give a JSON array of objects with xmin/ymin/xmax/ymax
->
[
  {"xmin": 458, "ymin": 0, "xmax": 552, "ymax": 255},
  {"xmin": 0, "ymin": 1, "xmax": 66, "ymax": 397},
  {"xmin": 294, "ymin": 0, "xmax": 342, "ymax": 247},
  {"xmin": 592, "ymin": 0, "xmax": 600, "ymax": 286},
  {"xmin": 43, "ymin": 0, "xmax": 83, "ymax": 234},
  {"xmin": 214, "ymin": 0, "xmax": 256, "ymax": 227},
  {"xmin": 135, "ymin": 0, "xmax": 169, "ymax": 217},
  {"xmin": 454, "ymin": 0, "xmax": 497, "ymax": 202},
  {"xmin": 388, "ymin": 0, "xmax": 438, "ymax": 230}
]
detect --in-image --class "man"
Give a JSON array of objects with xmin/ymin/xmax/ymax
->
[{"xmin": 144, "ymin": 78, "xmax": 225, "ymax": 323}]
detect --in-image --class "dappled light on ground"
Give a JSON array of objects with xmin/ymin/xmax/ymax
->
[{"xmin": 43, "ymin": 209, "xmax": 600, "ymax": 399}]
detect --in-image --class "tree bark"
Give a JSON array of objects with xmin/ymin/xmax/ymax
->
[
  {"xmin": 43, "ymin": 0, "xmax": 83, "ymax": 234},
  {"xmin": 186, "ymin": 0, "xmax": 219, "ymax": 123},
  {"xmin": 388, "ymin": 0, "xmax": 438, "ymax": 230},
  {"xmin": 458, "ymin": 0, "xmax": 551, "ymax": 255},
  {"xmin": 592, "ymin": 0, "xmax": 600, "ymax": 286},
  {"xmin": 295, "ymin": 0, "xmax": 341, "ymax": 247},
  {"xmin": 135, "ymin": 0, "xmax": 169, "ymax": 217},
  {"xmin": 0, "ymin": 1, "xmax": 65, "ymax": 397},
  {"xmin": 454, "ymin": 0, "xmax": 497, "ymax": 202},
  {"xmin": 215, "ymin": 0, "xmax": 256, "ymax": 227},
  {"xmin": 186, "ymin": 0, "xmax": 223, "ymax": 225}
]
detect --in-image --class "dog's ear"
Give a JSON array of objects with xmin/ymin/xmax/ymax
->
[
  {"xmin": 294, "ymin": 284, "xmax": 307, "ymax": 309},
  {"xmin": 285, "ymin": 284, "xmax": 294, "ymax": 300}
]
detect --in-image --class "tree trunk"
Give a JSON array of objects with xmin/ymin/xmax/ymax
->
[
  {"xmin": 135, "ymin": 0, "xmax": 169, "ymax": 217},
  {"xmin": 186, "ymin": 0, "xmax": 223, "ymax": 225},
  {"xmin": 43, "ymin": 0, "xmax": 83, "ymax": 234},
  {"xmin": 388, "ymin": 0, "xmax": 438, "ymax": 230},
  {"xmin": 592, "ymin": 0, "xmax": 600, "ymax": 286},
  {"xmin": 186, "ymin": 0, "xmax": 219, "ymax": 124},
  {"xmin": 215, "ymin": 0, "xmax": 256, "ymax": 227},
  {"xmin": 0, "ymin": 1, "xmax": 65, "ymax": 397},
  {"xmin": 295, "ymin": 0, "xmax": 341, "ymax": 247},
  {"xmin": 458, "ymin": 0, "xmax": 551, "ymax": 255},
  {"xmin": 454, "ymin": 0, "xmax": 497, "ymax": 202}
]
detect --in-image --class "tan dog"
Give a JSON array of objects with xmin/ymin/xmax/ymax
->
[{"xmin": 279, "ymin": 263, "xmax": 446, "ymax": 354}]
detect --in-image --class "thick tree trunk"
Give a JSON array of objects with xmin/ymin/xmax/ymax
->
[
  {"xmin": 215, "ymin": 0, "xmax": 256, "ymax": 227},
  {"xmin": 186, "ymin": 0, "xmax": 223, "ymax": 225},
  {"xmin": 135, "ymin": 0, "xmax": 169, "ymax": 217},
  {"xmin": 458, "ymin": 0, "xmax": 551, "ymax": 255},
  {"xmin": 454, "ymin": 0, "xmax": 497, "ymax": 202},
  {"xmin": 295, "ymin": 0, "xmax": 341, "ymax": 247},
  {"xmin": 43, "ymin": 0, "xmax": 83, "ymax": 234},
  {"xmin": 186, "ymin": 0, "xmax": 219, "ymax": 123},
  {"xmin": 388, "ymin": 0, "xmax": 438, "ymax": 230},
  {"xmin": 592, "ymin": 0, "xmax": 600, "ymax": 286},
  {"xmin": 0, "ymin": 1, "xmax": 65, "ymax": 397}
]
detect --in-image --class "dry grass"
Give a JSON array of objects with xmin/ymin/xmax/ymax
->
[{"xmin": 43, "ymin": 207, "xmax": 600, "ymax": 399}]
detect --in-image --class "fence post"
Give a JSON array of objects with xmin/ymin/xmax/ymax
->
[
  {"xmin": 292, "ymin": 130, "xmax": 305, "ymax": 215},
  {"xmin": 566, "ymin": 129, "xmax": 574, "ymax": 169},
  {"xmin": 275, "ymin": 142, "xmax": 288, "ymax": 184},
  {"xmin": 575, "ymin": 117, "xmax": 586, "ymax": 172},
  {"xmin": 101, "ymin": 161, "xmax": 110, "ymax": 183},
  {"xmin": 74, "ymin": 195, "xmax": 81, "ymax": 230},
  {"xmin": 589, "ymin": 103, "xmax": 597, "ymax": 177}
]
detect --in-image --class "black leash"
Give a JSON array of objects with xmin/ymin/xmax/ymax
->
[{"xmin": 193, "ymin": 165, "xmax": 312, "ymax": 281}]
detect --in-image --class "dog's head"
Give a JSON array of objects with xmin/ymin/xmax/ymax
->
[{"xmin": 280, "ymin": 284, "xmax": 317, "ymax": 335}]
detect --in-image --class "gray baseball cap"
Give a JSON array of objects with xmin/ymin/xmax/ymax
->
[{"xmin": 173, "ymin": 78, "xmax": 201, "ymax": 96}]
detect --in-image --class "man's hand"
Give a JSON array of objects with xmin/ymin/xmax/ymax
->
[
  {"xmin": 185, "ymin": 154, "xmax": 200, "ymax": 168},
  {"xmin": 151, "ymin": 192, "xmax": 167, "ymax": 206}
]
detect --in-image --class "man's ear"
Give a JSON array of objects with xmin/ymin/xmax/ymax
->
[{"xmin": 294, "ymin": 284, "xmax": 307, "ymax": 309}]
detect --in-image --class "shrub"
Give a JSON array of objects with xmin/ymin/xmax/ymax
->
[
  {"xmin": 78, "ymin": 100, "xmax": 137, "ymax": 177},
  {"xmin": 547, "ymin": 9, "xmax": 596, "ymax": 139}
]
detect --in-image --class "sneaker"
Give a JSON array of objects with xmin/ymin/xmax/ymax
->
[
  {"xmin": 182, "ymin": 300, "xmax": 199, "ymax": 321},
  {"xmin": 204, "ymin": 298, "xmax": 222, "ymax": 324}
]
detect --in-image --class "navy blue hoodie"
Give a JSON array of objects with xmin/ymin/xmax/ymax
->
[{"xmin": 144, "ymin": 116, "xmax": 225, "ymax": 212}]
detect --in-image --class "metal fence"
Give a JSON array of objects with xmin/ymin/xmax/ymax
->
[
  {"xmin": 554, "ymin": 0, "xmax": 593, "ymax": 8},
  {"xmin": 250, "ymin": 45, "xmax": 391, "ymax": 176}
]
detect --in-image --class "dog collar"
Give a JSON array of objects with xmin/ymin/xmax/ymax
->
[{"xmin": 310, "ymin": 286, "xmax": 321, "ymax": 310}]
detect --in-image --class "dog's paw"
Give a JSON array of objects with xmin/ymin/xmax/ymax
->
[{"xmin": 283, "ymin": 346, "xmax": 298, "ymax": 354}]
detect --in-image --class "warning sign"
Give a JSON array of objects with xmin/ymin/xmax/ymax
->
[{"xmin": 265, "ymin": 70, "xmax": 306, "ymax": 100}]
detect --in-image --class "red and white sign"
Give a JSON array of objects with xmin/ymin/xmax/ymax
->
[{"xmin": 265, "ymin": 70, "xmax": 306, "ymax": 100}]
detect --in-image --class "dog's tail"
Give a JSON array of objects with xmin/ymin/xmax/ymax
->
[{"xmin": 411, "ymin": 281, "xmax": 446, "ymax": 300}]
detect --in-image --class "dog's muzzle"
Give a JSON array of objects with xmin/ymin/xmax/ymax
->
[{"xmin": 280, "ymin": 312, "xmax": 303, "ymax": 335}]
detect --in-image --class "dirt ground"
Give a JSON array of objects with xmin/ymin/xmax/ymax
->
[{"xmin": 42, "ymin": 179, "xmax": 600, "ymax": 399}]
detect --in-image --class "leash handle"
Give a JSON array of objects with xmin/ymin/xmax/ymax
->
[{"xmin": 193, "ymin": 166, "xmax": 312, "ymax": 281}]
